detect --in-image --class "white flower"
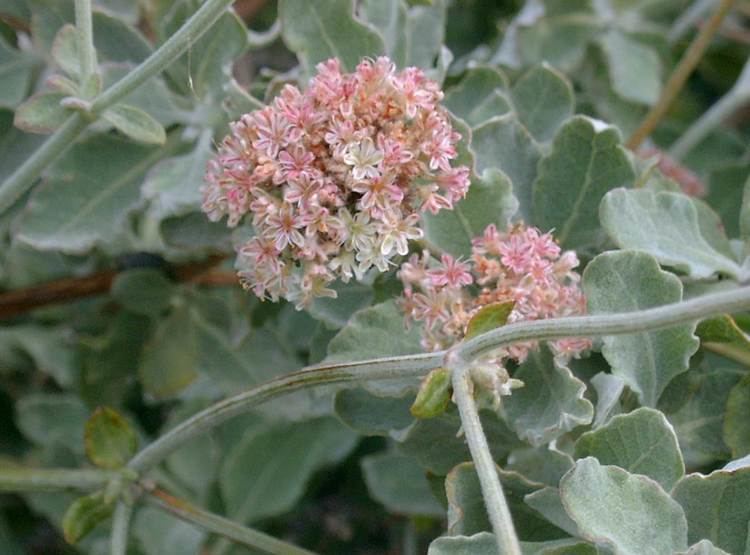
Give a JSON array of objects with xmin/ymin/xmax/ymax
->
[
  {"xmin": 378, "ymin": 214, "xmax": 423, "ymax": 256},
  {"xmin": 343, "ymin": 137, "xmax": 383, "ymax": 181}
]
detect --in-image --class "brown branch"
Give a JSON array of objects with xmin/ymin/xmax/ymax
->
[
  {"xmin": 626, "ymin": 0, "xmax": 737, "ymax": 150},
  {"xmin": 0, "ymin": 13, "xmax": 31, "ymax": 34},
  {"xmin": 0, "ymin": 255, "xmax": 232, "ymax": 320}
]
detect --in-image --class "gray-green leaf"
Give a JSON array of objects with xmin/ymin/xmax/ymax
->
[
  {"xmin": 102, "ymin": 104, "xmax": 166, "ymax": 145},
  {"xmin": 583, "ymin": 250, "xmax": 699, "ymax": 407},
  {"xmin": 13, "ymin": 92, "xmax": 70, "ymax": 134},
  {"xmin": 510, "ymin": 63, "xmax": 574, "ymax": 142}
]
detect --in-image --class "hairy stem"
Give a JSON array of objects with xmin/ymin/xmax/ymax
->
[
  {"xmin": 0, "ymin": 467, "xmax": 117, "ymax": 492},
  {"xmin": 0, "ymin": 0, "xmax": 235, "ymax": 212},
  {"xmin": 128, "ymin": 353, "xmax": 443, "ymax": 473},
  {"xmin": 110, "ymin": 501, "xmax": 134, "ymax": 555},
  {"xmin": 144, "ymin": 485, "xmax": 316, "ymax": 555},
  {"xmin": 626, "ymin": 0, "xmax": 735, "ymax": 150},
  {"xmin": 450, "ymin": 355, "xmax": 521, "ymax": 555},
  {"xmin": 74, "ymin": 0, "xmax": 96, "ymax": 85}
]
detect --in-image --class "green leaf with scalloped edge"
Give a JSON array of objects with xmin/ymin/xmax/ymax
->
[
  {"xmin": 560, "ymin": 457, "xmax": 688, "ymax": 555},
  {"xmin": 280, "ymin": 0, "xmax": 385, "ymax": 79},
  {"xmin": 598, "ymin": 30, "xmax": 662, "ymax": 106},
  {"xmin": 13, "ymin": 92, "xmax": 69, "ymax": 134},
  {"xmin": 472, "ymin": 115, "xmax": 541, "ymax": 221},
  {"xmin": 724, "ymin": 375, "xmax": 750, "ymax": 459},
  {"xmin": 524, "ymin": 486, "xmax": 581, "ymax": 537},
  {"xmin": 506, "ymin": 447, "xmax": 574, "ymax": 487},
  {"xmin": 0, "ymin": 35, "xmax": 37, "ymax": 108},
  {"xmin": 102, "ymin": 103, "xmax": 166, "ymax": 145},
  {"xmin": 574, "ymin": 407, "xmax": 684, "ymax": 490},
  {"xmin": 583, "ymin": 250, "xmax": 699, "ymax": 407},
  {"xmin": 672, "ymin": 467, "xmax": 750, "ymax": 554},
  {"xmin": 422, "ymin": 168, "xmax": 518, "ymax": 258},
  {"xmin": 677, "ymin": 540, "xmax": 731, "ymax": 555},
  {"xmin": 335, "ymin": 388, "xmax": 414, "ymax": 434},
  {"xmin": 15, "ymin": 135, "xmax": 169, "ymax": 253},
  {"xmin": 361, "ymin": 452, "xmax": 443, "ymax": 516},
  {"xmin": 427, "ymin": 532, "xmax": 497, "ymax": 555},
  {"xmin": 600, "ymin": 188, "xmax": 743, "ymax": 279},
  {"xmin": 443, "ymin": 67, "xmax": 511, "ymax": 128},
  {"xmin": 503, "ymin": 347, "xmax": 593, "ymax": 447},
  {"xmin": 510, "ymin": 63, "xmax": 574, "ymax": 142},
  {"xmin": 532, "ymin": 115, "xmax": 635, "ymax": 250},
  {"xmin": 84, "ymin": 406, "xmax": 137, "ymax": 469}
]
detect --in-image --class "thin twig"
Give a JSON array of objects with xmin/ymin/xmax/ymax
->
[
  {"xmin": 144, "ymin": 484, "xmax": 316, "ymax": 555},
  {"xmin": 0, "ymin": 255, "xmax": 227, "ymax": 320},
  {"xmin": 74, "ymin": 0, "xmax": 97, "ymax": 86},
  {"xmin": 0, "ymin": 467, "xmax": 118, "ymax": 492},
  {"xmin": 626, "ymin": 0, "xmax": 736, "ymax": 150}
]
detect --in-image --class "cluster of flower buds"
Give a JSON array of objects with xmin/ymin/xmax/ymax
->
[
  {"xmin": 399, "ymin": 223, "xmax": 592, "ymax": 367},
  {"xmin": 202, "ymin": 56, "xmax": 470, "ymax": 307}
]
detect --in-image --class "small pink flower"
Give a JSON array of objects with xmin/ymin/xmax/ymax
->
[
  {"xmin": 429, "ymin": 254, "xmax": 473, "ymax": 289},
  {"xmin": 264, "ymin": 203, "xmax": 305, "ymax": 251}
]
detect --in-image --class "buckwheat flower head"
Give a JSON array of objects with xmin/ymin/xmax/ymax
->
[
  {"xmin": 398, "ymin": 223, "xmax": 591, "ymax": 371},
  {"xmin": 202, "ymin": 57, "xmax": 470, "ymax": 308}
]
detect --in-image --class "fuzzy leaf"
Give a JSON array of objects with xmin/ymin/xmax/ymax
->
[
  {"xmin": 599, "ymin": 30, "xmax": 662, "ymax": 105},
  {"xmin": 678, "ymin": 540, "xmax": 731, "ymax": 555},
  {"xmin": 0, "ymin": 35, "xmax": 37, "ymax": 108},
  {"xmin": 532, "ymin": 116, "xmax": 635, "ymax": 250},
  {"xmin": 583, "ymin": 251, "xmax": 699, "ymax": 407},
  {"xmin": 590, "ymin": 372, "xmax": 625, "ymax": 428},
  {"xmin": 443, "ymin": 67, "xmax": 511, "ymax": 128},
  {"xmin": 110, "ymin": 269, "xmax": 176, "ymax": 316},
  {"xmin": 600, "ymin": 188, "xmax": 743, "ymax": 279},
  {"xmin": 742, "ymin": 174, "xmax": 750, "ymax": 242},
  {"xmin": 510, "ymin": 63, "xmax": 574, "ymax": 142},
  {"xmin": 220, "ymin": 417, "xmax": 358, "ymax": 523},
  {"xmin": 62, "ymin": 492, "xmax": 113, "ymax": 544},
  {"xmin": 15, "ymin": 393, "xmax": 87, "ymax": 453},
  {"xmin": 697, "ymin": 315, "xmax": 750, "ymax": 368},
  {"xmin": 672, "ymin": 467, "xmax": 750, "ymax": 554},
  {"xmin": 15, "ymin": 135, "xmax": 164, "ymax": 253},
  {"xmin": 361, "ymin": 452, "xmax": 443, "ymax": 516},
  {"xmin": 560, "ymin": 457, "xmax": 688, "ymax": 555},
  {"xmin": 84, "ymin": 406, "xmax": 137, "ymax": 469},
  {"xmin": 102, "ymin": 104, "xmax": 166, "ymax": 145},
  {"xmin": 427, "ymin": 532, "xmax": 497, "ymax": 555},
  {"xmin": 574, "ymin": 407, "xmax": 684, "ymax": 490},
  {"xmin": 51, "ymin": 24, "xmax": 81, "ymax": 78},
  {"xmin": 504, "ymin": 347, "xmax": 593, "ymax": 446},
  {"xmin": 423, "ymin": 168, "xmax": 518, "ymax": 258},
  {"xmin": 13, "ymin": 92, "xmax": 69, "ymax": 134},
  {"xmin": 279, "ymin": 0, "xmax": 385, "ymax": 78},
  {"xmin": 724, "ymin": 375, "xmax": 750, "ymax": 459},
  {"xmin": 335, "ymin": 388, "xmax": 414, "ymax": 435},
  {"xmin": 465, "ymin": 301, "xmax": 514, "ymax": 340}
]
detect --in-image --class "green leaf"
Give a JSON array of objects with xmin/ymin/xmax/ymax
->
[
  {"xmin": 0, "ymin": 325, "xmax": 78, "ymax": 387},
  {"xmin": 62, "ymin": 491, "xmax": 113, "ymax": 544},
  {"xmin": 138, "ymin": 304, "xmax": 199, "ymax": 399},
  {"xmin": 532, "ymin": 115, "xmax": 635, "ymax": 250},
  {"xmin": 524, "ymin": 486, "xmax": 581, "ymax": 537},
  {"xmin": 659, "ymin": 366, "xmax": 744, "ymax": 468},
  {"xmin": 741, "ymin": 174, "xmax": 750, "ymax": 242},
  {"xmin": 133, "ymin": 506, "xmax": 205, "ymax": 555},
  {"xmin": 0, "ymin": 35, "xmax": 37, "ymax": 108},
  {"xmin": 51, "ymin": 24, "xmax": 81, "ymax": 78},
  {"xmin": 427, "ymin": 532, "xmax": 497, "ymax": 555},
  {"xmin": 220, "ymin": 417, "xmax": 358, "ymax": 523},
  {"xmin": 15, "ymin": 393, "xmax": 87, "ymax": 453},
  {"xmin": 84, "ymin": 406, "xmax": 137, "ymax": 469},
  {"xmin": 590, "ymin": 372, "xmax": 625, "ymax": 428},
  {"xmin": 672, "ymin": 467, "xmax": 750, "ymax": 554},
  {"xmin": 0, "ymin": 109, "xmax": 45, "ymax": 182},
  {"xmin": 111, "ymin": 269, "xmax": 176, "ymax": 316},
  {"xmin": 465, "ymin": 301, "xmax": 515, "ymax": 340},
  {"xmin": 724, "ymin": 375, "xmax": 750, "ymax": 458},
  {"xmin": 582, "ymin": 250, "xmax": 699, "ymax": 407},
  {"xmin": 361, "ymin": 452, "xmax": 443, "ymax": 516},
  {"xmin": 102, "ymin": 103, "xmax": 166, "ymax": 145},
  {"xmin": 279, "ymin": 0, "xmax": 385, "ymax": 78},
  {"xmin": 443, "ymin": 67, "xmax": 511, "ymax": 128},
  {"xmin": 15, "ymin": 135, "xmax": 167, "ymax": 253},
  {"xmin": 410, "ymin": 367, "xmax": 451, "ymax": 419},
  {"xmin": 600, "ymin": 189, "xmax": 743, "ymax": 279},
  {"xmin": 13, "ymin": 92, "xmax": 70, "ymax": 134},
  {"xmin": 504, "ymin": 347, "xmax": 593, "ymax": 447},
  {"xmin": 560, "ymin": 457, "xmax": 688, "ymax": 555},
  {"xmin": 335, "ymin": 388, "xmax": 414, "ymax": 435},
  {"xmin": 697, "ymin": 315, "xmax": 750, "ymax": 368},
  {"xmin": 422, "ymin": 168, "xmax": 518, "ymax": 258},
  {"xmin": 598, "ymin": 30, "xmax": 662, "ymax": 105},
  {"xmin": 573, "ymin": 407, "xmax": 684, "ymax": 490},
  {"xmin": 691, "ymin": 197, "xmax": 735, "ymax": 260},
  {"xmin": 398, "ymin": 407, "xmax": 522, "ymax": 475},
  {"xmin": 472, "ymin": 115, "xmax": 541, "ymax": 222},
  {"xmin": 515, "ymin": 15, "xmax": 600, "ymax": 73},
  {"xmin": 705, "ymin": 162, "xmax": 749, "ymax": 239},
  {"xmin": 506, "ymin": 447, "xmax": 574, "ymax": 487},
  {"xmin": 510, "ymin": 63, "xmax": 574, "ymax": 142},
  {"xmin": 308, "ymin": 280, "xmax": 375, "ymax": 329}
]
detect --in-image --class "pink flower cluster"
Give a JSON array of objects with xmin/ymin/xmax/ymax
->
[
  {"xmin": 399, "ymin": 223, "xmax": 591, "ymax": 366},
  {"xmin": 202, "ymin": 57, "xmax": 470, "ymax": 307}
]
